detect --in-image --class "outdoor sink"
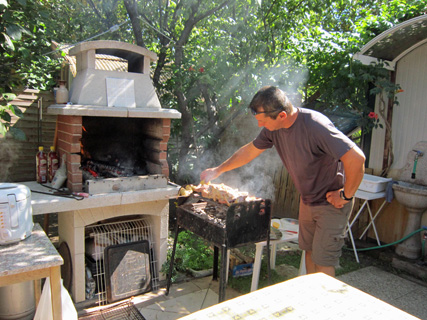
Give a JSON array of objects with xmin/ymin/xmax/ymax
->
[
  {"xmin": 393, "ymin": 181, "xmax": 427, "ymax": 259},
  {"xmin": 392, "ymin": 181, "xmax": 427, "ymax": 210}
]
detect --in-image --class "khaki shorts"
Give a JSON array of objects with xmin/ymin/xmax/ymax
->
[{"xmin": 298, "ymin": 199, "xmax": 353, "ymax": 267}]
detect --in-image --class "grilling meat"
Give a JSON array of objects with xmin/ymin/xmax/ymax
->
[{"xmin": 190, "ymin": 183, "xmax": 253, "ymax": 206}]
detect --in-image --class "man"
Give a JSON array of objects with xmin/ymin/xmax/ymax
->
[{"xmin": 200, "ymin": 86, "xmax": 365, "ymax": 276}]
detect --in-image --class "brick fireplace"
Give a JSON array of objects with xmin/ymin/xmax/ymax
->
[{"xmin": 55, "ymin": 114, "xmax": 172, "ymax": 193}]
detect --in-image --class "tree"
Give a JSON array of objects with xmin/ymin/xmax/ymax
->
[
  {"xmin": 0, "ymin": 0, "xmax": 62, "ymax": 140},
  {"xmin": 119, "ymin": 0, "xmax": 427, "ymax": 182},
  {"xmin": 18, "ymin": 0, "xmax": 426, "ymax": 181}
]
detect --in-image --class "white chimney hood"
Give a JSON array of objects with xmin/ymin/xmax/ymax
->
[{"xmin": 48, "ymin": 40, "xmax": 181, "ymax": 119}]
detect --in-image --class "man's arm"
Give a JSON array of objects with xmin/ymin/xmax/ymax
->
[
  {"xmin": 341, "ymin": 145, "xmax": 366, "ymax": 198},
  {"xmin": 326, "ymin": 145, "xmax": 366, "ymax": 208},
  {"xmin": 200, "ymin": 142, "xmax": 265, "ymax": 182}
]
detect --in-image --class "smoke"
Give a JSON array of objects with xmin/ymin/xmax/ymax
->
[
  {"xmin": 201, "ymin": 110, "xmax": 282, "ymax": 201},
  {"xmin": 195, "ymin": 59, "xmax": 309, "ymax": 200},
  {"xmin": 221, "ymin": 148, "xmax": 282, "ymax": 201}
]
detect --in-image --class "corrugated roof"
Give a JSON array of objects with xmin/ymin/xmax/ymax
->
[
  {"xmin": 64, "ymin": 53, "xmax": 128, "ymax": 77},
  {"xmin": 53, "ymin": 42, "xmax": 128, "ymax": 76},
  {"xmin": 353, "ymin": 14, "xmax": 427, "ymax": 70}
]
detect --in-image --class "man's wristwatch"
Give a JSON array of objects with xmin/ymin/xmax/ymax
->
[{"xmin": 340, "ymin": 190, "xmax": 353, "ymax": 201}]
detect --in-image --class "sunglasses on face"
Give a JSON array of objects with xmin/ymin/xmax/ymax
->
[{"xmin": 250, "ymin": 108, "xmax": 283, "ymax": 116}]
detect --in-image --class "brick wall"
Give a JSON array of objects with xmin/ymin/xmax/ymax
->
[
  {"xmin": 56, "ymin": 115, "xmax": 83, "ymax": 192},
  {"xmin": 56, "ymin": 115, "xmax": 171, "ymax": 192},
  {"xmin": 161, "ymin": 118, "xmax": 171, "ymax": 177}
]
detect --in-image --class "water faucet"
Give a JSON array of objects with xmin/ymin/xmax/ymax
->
[{"xmin": 411, "ymin": 150, "xmax": 424, "ymax": 179}]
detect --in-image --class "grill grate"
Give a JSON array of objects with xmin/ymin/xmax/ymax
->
[
  {"xmin": 78, "ymin": 301, "xmax": 146, "ymax": 320},
  {"xmin": 85, "ymin": 217, "xmax": 158, "ymax": 305}
]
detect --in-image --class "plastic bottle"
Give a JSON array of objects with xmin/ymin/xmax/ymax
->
[
  {"xmin": 55, "ymin": 80, "xmax": 69, "ymax": 104},
  {"xmin": 48, "ymin": 146, "xmax": 59, "ymax": 182},
  {"xmin": 36, "ymin": 146, "xmax": 47, "ymax": 183},
  {"xmin": 51, "ymin": 154, "xmax": 67, "ymax": 189}
]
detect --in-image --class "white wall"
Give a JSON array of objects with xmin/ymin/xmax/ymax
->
[{"xmin": 368, "ymin": 42, "xmax": 427, "ymax": 178}]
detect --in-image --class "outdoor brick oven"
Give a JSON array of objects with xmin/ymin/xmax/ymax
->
[{"xmin": 47, "ymin": 40, "xmax": 181, "ymax": 303}]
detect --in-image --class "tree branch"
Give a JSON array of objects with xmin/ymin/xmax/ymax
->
[{"xmin": 123, "ymin": 0, "xmax": 145, "ymax": 47}]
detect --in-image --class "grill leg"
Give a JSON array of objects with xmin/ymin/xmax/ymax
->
[
  {"xmin": 266, "ymin": 224, "xmax": 271, "ymax": 285},
  {"xmin": 219, "ymin": 245, "xmax": 228, "ymax": 302},
  {"xmin": 166, "ymin": 223, "xmax": 180, "ymax": 296},
  {"xmin": 213, "ymin": 246, "xmax": 219, "ymax": 281}
]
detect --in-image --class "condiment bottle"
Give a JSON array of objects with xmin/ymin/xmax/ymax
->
[
  {"xmin": 36, "ymin": 146, "xmax": 47, "ymax": 183},
  {"xmin": 48, "ymin": 146, "xmax": 59, "ymax": 182}
]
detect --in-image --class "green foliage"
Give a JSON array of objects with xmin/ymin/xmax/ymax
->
[
  {"xmin": 155, "ymin": 0, "xmax": 426, "ymax": 180},
  {"xmin": 319, "ymin": 59, "xmax": 401, "ymax": 133},
  {"xmin": 161, "ymin": 231, "xmax": 214, "ymax": 281},
  {"xmin": 0, "ymin": 93, "xmax": 26, "ymax": 140},
  {"xmin": 2, "ymin": 0, "xmax": 425, "ymax": 172},
  {"xmin": 0, "ymin": 0, "xmax": 62, "ymax": 92},
  {"xmin": 0, "ymin": 0, "xmax": 63, "ymax": 140}
]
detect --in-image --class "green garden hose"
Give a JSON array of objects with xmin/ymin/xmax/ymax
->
[{"xmin": 344, "ymin": 227, "xmax": 427, "ymax": 252}]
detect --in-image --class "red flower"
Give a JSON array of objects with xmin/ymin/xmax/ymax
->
[
  {"xmin": 189, "ymin": 66, "xmax": 195, "ymax": 72},
  {"xmin": 368, "ymin": 112, "xmax": 378, "ymax": 119},
  {"xmin": 396, "ymin": 89, "xmax": 404, "ymax": 93},
  {"xmin": 199, "ymin": 67, "xmax": 205, "ymax": 73}
]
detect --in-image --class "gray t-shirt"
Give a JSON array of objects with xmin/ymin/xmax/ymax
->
[{"xmin": 253, "ymin": 108, "xmax": 356, "ymax": 205}]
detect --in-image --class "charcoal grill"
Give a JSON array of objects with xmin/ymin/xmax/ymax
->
[{"xmin": 166, "ymin": 195, "xmax": 271, "ymax": 302}]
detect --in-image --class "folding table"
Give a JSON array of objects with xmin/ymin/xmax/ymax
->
[{"xmin": 346, "ymin": 189, "xmax": 388, "ymax": 263}]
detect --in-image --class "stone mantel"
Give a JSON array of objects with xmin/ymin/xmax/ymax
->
[{"xmin": 21, "ymin": 181, "xmax": 179, "ymax": 215}]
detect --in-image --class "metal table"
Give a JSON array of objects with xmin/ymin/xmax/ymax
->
[{"xmin": 0, "ymin": 224, "xmax": 63, "ymax": 319}]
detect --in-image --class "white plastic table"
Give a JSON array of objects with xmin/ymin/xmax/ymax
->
[
  {"xmin": 346, "ymin": 189, "xmax": 388, "ymax": 263},
  {"xmin": 250, "ymin": 232, "xmax": 300, "ymax": 292}
]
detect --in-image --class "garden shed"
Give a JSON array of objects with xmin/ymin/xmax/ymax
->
[{"xmin": 353, "ymin": 14, "xmax": 427, "ymax": 244}]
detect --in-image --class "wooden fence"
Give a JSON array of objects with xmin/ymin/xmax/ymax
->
[
  {"xmin": 0, "ymin": 89, "xmax": 56, "ymax": 182},
  {"xmin": 272, "ymin": 167, "xmax": 300, "ymax": 219}
]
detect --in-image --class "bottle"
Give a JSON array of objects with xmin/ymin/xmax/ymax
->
[
  {"xmin": 48, "ymin": 146, "xmax": 59, "ymax": 182},
  {"xmin": 36, "ymin": 146, "xmax": 47, "ymax": 183},
  {"xmin": 56, "ymin": 80, "xmax": 69, "ymax": 104},
  {"xmin": 52, "ymin": 154, "xmax": 67, "ymax": 189}
]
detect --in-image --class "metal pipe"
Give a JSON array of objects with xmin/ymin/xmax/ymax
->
[{"xmin": 411, "ymin": 150, "xmax": 424, "ymax": 179}]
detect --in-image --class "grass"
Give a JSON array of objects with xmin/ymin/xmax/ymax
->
[
  {"xmin": 227, "ymin": 245, "xmax": 363, "ymax": 294},
  {"xmin": 228, "ymin": 248, "xmax": 302, "ymax": 293}
]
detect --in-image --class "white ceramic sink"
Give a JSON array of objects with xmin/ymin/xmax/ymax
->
[
  {"xmin": 392, "ymin": 181, "xmax": 427, "ymax": 210},
  {"xmin": 393, "ymin": 181, "xmax": 427, "ymax": 259}
]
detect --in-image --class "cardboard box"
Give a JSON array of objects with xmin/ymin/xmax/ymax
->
[
  {"xmin": 232, "ymin": 263, "xmax": 253, "ymax": 278},
  {"xmin": 358, "ymin": 174, "xmax": 392, "ymax": 193}
]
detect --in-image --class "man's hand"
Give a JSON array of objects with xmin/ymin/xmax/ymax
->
[
  {"xmin": 200, "ymin": 167, "xmax": 221, "ymax": 183},
  {"xmin": 200, "ymin": 142, "xmax": 265, "ymax": 183},
  {"xmin": 326, "ymin": 189, "xmax": 349, "ymax": 209}
]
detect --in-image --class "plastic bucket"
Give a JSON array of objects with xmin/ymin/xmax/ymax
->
[{"xmin": 0, "ymin": 281, "xmax": 36, "ymax": 320}]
